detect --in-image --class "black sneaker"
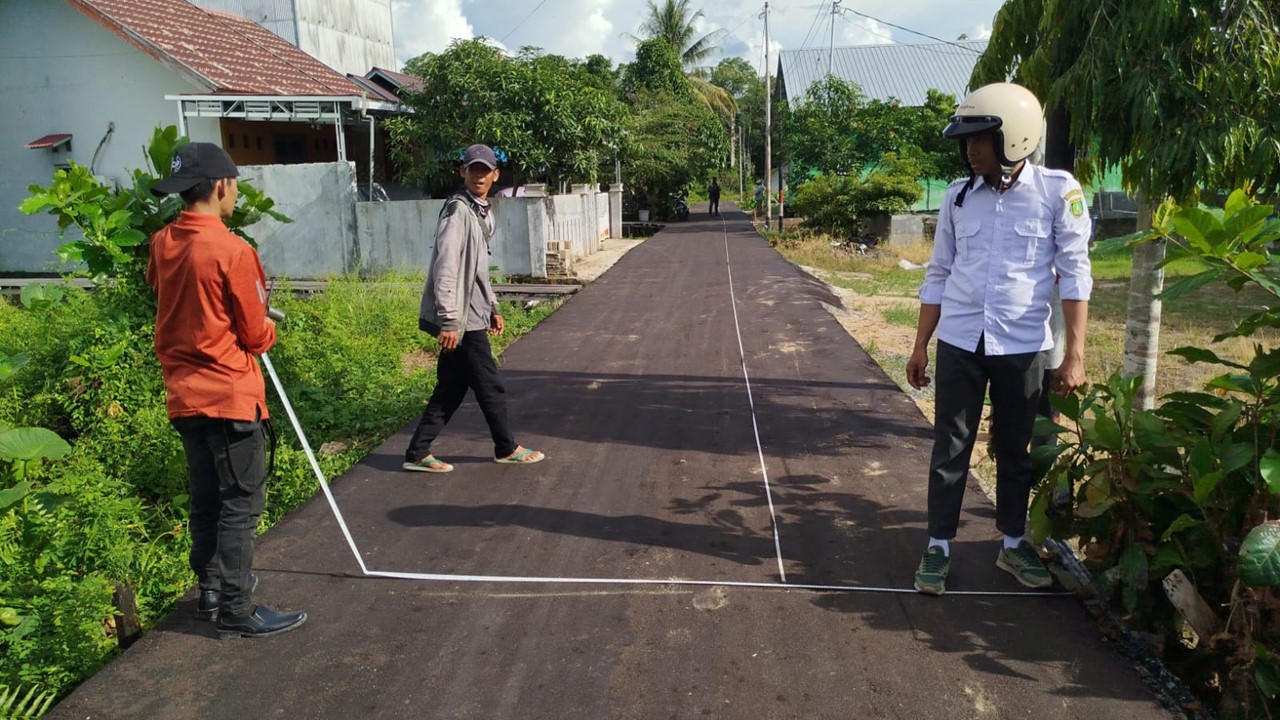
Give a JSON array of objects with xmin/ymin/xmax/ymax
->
[
  {"xmin": 216, "ymin": 605, "xmax": 307, "ymax": 640},
  {"xmin": 195, "ymin": 574, "xmax": 258, "ymax": 621}
]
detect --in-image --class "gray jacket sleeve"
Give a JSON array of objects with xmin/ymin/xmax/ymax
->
[{"xmin": 431, "ymin": 202, "xmax": 466, "ymax": 331}]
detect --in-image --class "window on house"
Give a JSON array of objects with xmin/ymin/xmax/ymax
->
[{"xmin": 228, "ymin": 135, "xmax": 236, "ymax": 149}]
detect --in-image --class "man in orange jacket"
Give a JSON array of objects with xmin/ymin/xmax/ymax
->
[{"xmin": 147, "ymin": 142, "xmax": 306, "ymax": 639}]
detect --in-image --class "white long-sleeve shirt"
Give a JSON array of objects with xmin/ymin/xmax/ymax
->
[{"xmin": 920, "ymin": 163, "xmax": 1093, "ymax": 356}]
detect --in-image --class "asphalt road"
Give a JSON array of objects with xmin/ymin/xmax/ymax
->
[{"xmin": 47, "ymin": 206, "xmax": 1176, "ymax": 720}]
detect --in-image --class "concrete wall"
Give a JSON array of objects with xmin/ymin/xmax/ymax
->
[
  {"xmin": 547, "ymin": 192, "xmax": 610, "ymax": 260},
  {"xmin": 296, "ymin": 0, "xmax": 396, "ymax": 76},
  {"xmin": 238, "ymin": 162, "xmax": 359, "ymax": 277},
  {"xmin": 188, "ymin": 0, "xmax": 395, "ymax": 76},
  {"xmin": 356, "ymin": 197, "xmax": 549, "ymax": 278},
  {"xmin": 0, "ymin": 0, "xmax": 219, "ymax": 273}
]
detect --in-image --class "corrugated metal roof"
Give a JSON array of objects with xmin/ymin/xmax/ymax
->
[
  {"xmin": 68, "ymin": 0, "xmax": 363, "ymax": 96},
  {"xmin": 368, "ymin": 67, "xmax": 424, "ymax": 93},
  {"xmin": 779, "ymin": 40, "xmax": 988, "ymax": 107},
  {"xmin": 346, "ymin": 73, "xmax": 401, "ymax": 103}
]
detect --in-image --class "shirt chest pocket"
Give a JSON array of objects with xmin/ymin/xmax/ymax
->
[
  {"xmin": 954, "ymin": 219, "xmax": 982, "ymax": 257},
  {"xmin": 1008, "ymin": 217, "xmax": 1050, "ymax": 264}
]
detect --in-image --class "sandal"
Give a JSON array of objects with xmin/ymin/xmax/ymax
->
[
  {"xmin": 494, "ymin": 447, "xmax": 546, "ymax": 465},
  {"xmin": 402, "ymin": 455, "xmax": 454, "ymax": 473}
]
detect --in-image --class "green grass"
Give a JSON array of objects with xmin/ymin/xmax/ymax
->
[
  {"xmin": 881, "ymin": 305, "xmax": 919, "ymax": 327},
  {"xmin": 826, "ymin": 269, "xmax": 924, "ymax": 297},
  {"xmin": 1089, "ymin": 245, "xmax": 1213, "ymax": 281}
]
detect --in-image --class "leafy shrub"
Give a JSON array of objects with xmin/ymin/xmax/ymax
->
[
  {"xmin": 1034, "ymin": 190, "xmax": 1280, "ymax": 717},
  {"xmin": 20, "ymin": 126, "xmax": 287, "ymax": 283},
  {"xmin": 788, "ymin": 155, "xmax": 922, "ymax": 241},
  {"xmin": 4, "ymin": 128, "xmax": 561, "ymax": 710},
  {"xmin": 0, "ymin": 276, "xmax": 558, "ymax": 702}
]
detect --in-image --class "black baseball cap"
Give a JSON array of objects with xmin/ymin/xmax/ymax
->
[
  {"xmin": 461, "ymin": 144, "xmax": 498, "ymax": 169},
  {"xmin": 151, "ymin": 142, "xmax": 239, "ymax": 196}
]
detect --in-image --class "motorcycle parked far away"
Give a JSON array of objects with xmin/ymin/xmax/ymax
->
[{"xmin": 672, "ymin": 192, "xmax": 690, "ymax": 221}]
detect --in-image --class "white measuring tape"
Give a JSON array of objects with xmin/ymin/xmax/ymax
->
[
  {"xmin": 257, "ymin": 213, "xmax": 1072, "ymax": 599},
  {"xmin": 720, "ymin": 215, "xmax": 788, "ymax": 583}
]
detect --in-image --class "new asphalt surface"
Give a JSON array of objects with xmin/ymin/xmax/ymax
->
[{"xmin": 47, "ymin": 206, "xmax": 1175, "ymax": 719}]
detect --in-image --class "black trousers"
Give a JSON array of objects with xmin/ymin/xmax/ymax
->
[
  {"xmin": 709, "ymin": 198, "xmax": 720, "ymax": 215},
  {"xmin": 172, "ymin": 415, "xmax": 266, "ymax": 617},
  {"xmin": 927, "ymin": 339, "xmax": 1046, "ymax": 540},
  {"xmin": 406, "ymin": 330, "xmax": 517, "ymax": 461}
]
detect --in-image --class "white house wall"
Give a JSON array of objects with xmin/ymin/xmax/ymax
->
[{"xmin": 0, "ymin": 0, "xmax": 219, "ymax": 273}]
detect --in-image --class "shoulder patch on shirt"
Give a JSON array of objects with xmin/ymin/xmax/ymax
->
[{"xmin": 1064, "ymin": 188, "xmax": 1085, "ymax": 217}]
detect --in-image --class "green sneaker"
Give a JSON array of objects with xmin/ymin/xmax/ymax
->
[
  {"xmin": 996, "ymin": 541, "xmax": 1053, "ymax": 588},
  {"xmin": 914, "ymin": 546, "xmax": 950, "ymax": 595}
]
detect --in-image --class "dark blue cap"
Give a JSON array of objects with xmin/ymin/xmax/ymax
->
[{"xmin": 462, "ymin": 144, "xmax": 498, "ymax": 169}]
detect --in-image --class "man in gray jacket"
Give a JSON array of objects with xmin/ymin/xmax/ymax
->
[{"xmin": 404, "ymin": 144, "xmax": 546, "ymax": 473}]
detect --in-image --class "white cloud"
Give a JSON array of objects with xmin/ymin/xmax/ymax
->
[
  {"xmin": 393, "ymin": 0, "xmax": 474, "ymax": 65},
  {"xmin": 391, "ymin": 0, "xmax": 1005, "ymax": 70},
  {"xmin": 836, "ymin": 15, "xmax": 894, "ymax": 46},
  {"xmin": 492, "ymin": 0, "xmax": 615, "ymax": 59}
]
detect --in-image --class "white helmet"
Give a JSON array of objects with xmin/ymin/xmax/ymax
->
[{"xmin": 943, "ymin": 83, "xmax": 1043, "ymax": 167}]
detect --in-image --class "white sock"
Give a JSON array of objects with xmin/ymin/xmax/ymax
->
[
  {"xmin": 1003, "ymin": 534, "xmax": 1026, "ymax": 550},
  {"xmin": 927, "ymin": 537, "xmax": 950, "ymax": 557}
]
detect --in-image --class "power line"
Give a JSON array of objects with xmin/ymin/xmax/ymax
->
[
  {"xmin": 717, "ymin": 5, "xmax": 765, "ymax": 58},
  {"xmin": 798, "ymin": 0, "xmax": 830, "ymax": 51},
  {"xmin": 499, "ymin": 0, "xmax": 552, "ymax": 44},
  {"xmin": 842, "ymin": 7, "xmax": 983, "ymax": 54},
  {"xmin": 836, "ymin": 11, "xmax": 903, "ymax": 45}
]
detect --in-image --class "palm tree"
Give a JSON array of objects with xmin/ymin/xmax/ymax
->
[
  {"xmin": 629, "ymin": 0, "xmax": 736, "ymax": 123},
  {"xmin": 633, "ymin": 0, "xmax": 724, "ymax": 69}
]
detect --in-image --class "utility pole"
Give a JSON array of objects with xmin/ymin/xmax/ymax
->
[
  {"xmin": 763, "ymin": 1, "xmax": 772, "ymax": 229},
  {"xmin": 829, "ymin": 0, "xmax": 841, "ymax": 79},
  {"xmin": 730, "ymin": 116, "xmax": 736, "ymax": 170}
]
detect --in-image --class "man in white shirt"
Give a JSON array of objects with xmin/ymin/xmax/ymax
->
[{"xmin": 906, "ymin": 83, "xmax": 1092, "ymax": 595}]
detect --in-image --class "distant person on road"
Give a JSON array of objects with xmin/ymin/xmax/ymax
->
[
  {"xmin": 753, "ymin": 180, "xmax": 765, "ymax": 219},
  {"xmin": 404, "ymin": 144, "xmax": 546, "ymax": 473},
  {"xmin": 905, "ymin": 84, "xmax": 1092, "ymax": 596},
  {"xmin": 708, "ymin": 179, "xmax": 721, "ymax": 216},
  {"xmin": 147, "ymin": 142, "xmax": 307, "ymax": 639}
]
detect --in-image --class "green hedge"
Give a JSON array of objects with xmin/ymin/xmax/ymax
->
[{"xmin": 0, "ymin": 274, "xmax": 556, "ymax": 700}]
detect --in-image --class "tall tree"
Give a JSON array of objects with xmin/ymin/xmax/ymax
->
[
  {"xmin": 710, "ymin": 56, "xmax": 766, "ymax": 185},
  {"xmin": 630, "ymin": 0, "xmax": 736, "ymax": 127},
  {"xmin": 973, "ymin": 0, "xmax": 1280, "ymax": 408},
  {"xmin": 389, "ymin": 40, "xmax": 629, "ymax": 194}
]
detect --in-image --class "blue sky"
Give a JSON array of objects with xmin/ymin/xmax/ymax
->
[{"xmin": 391, "ymin": 0, "xmax": 1007, "ymax": 72}]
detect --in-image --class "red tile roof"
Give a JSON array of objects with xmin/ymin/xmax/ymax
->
[
  {"xmin": 68, "ymin": 0, "xmax": 364, "ymax": 97},
  {"xmin": 25, "ymin": 133, "xmax": 73, "ymax": 149}
]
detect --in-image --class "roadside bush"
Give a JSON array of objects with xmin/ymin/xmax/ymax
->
[
  {"xmin": 0, "ymin": 275, "xmax": 558, "ymax": 703},
  {"xmin": 1033, "ymin": 191, "xmax": 1280, "ymax": 717},
  {"xmin": 789, "ymin": 154, "xmax": 922, "ymax": 241},
  {"xmin": 4, "ymin": 127, "xmax": 564, "ymax": 708}
]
